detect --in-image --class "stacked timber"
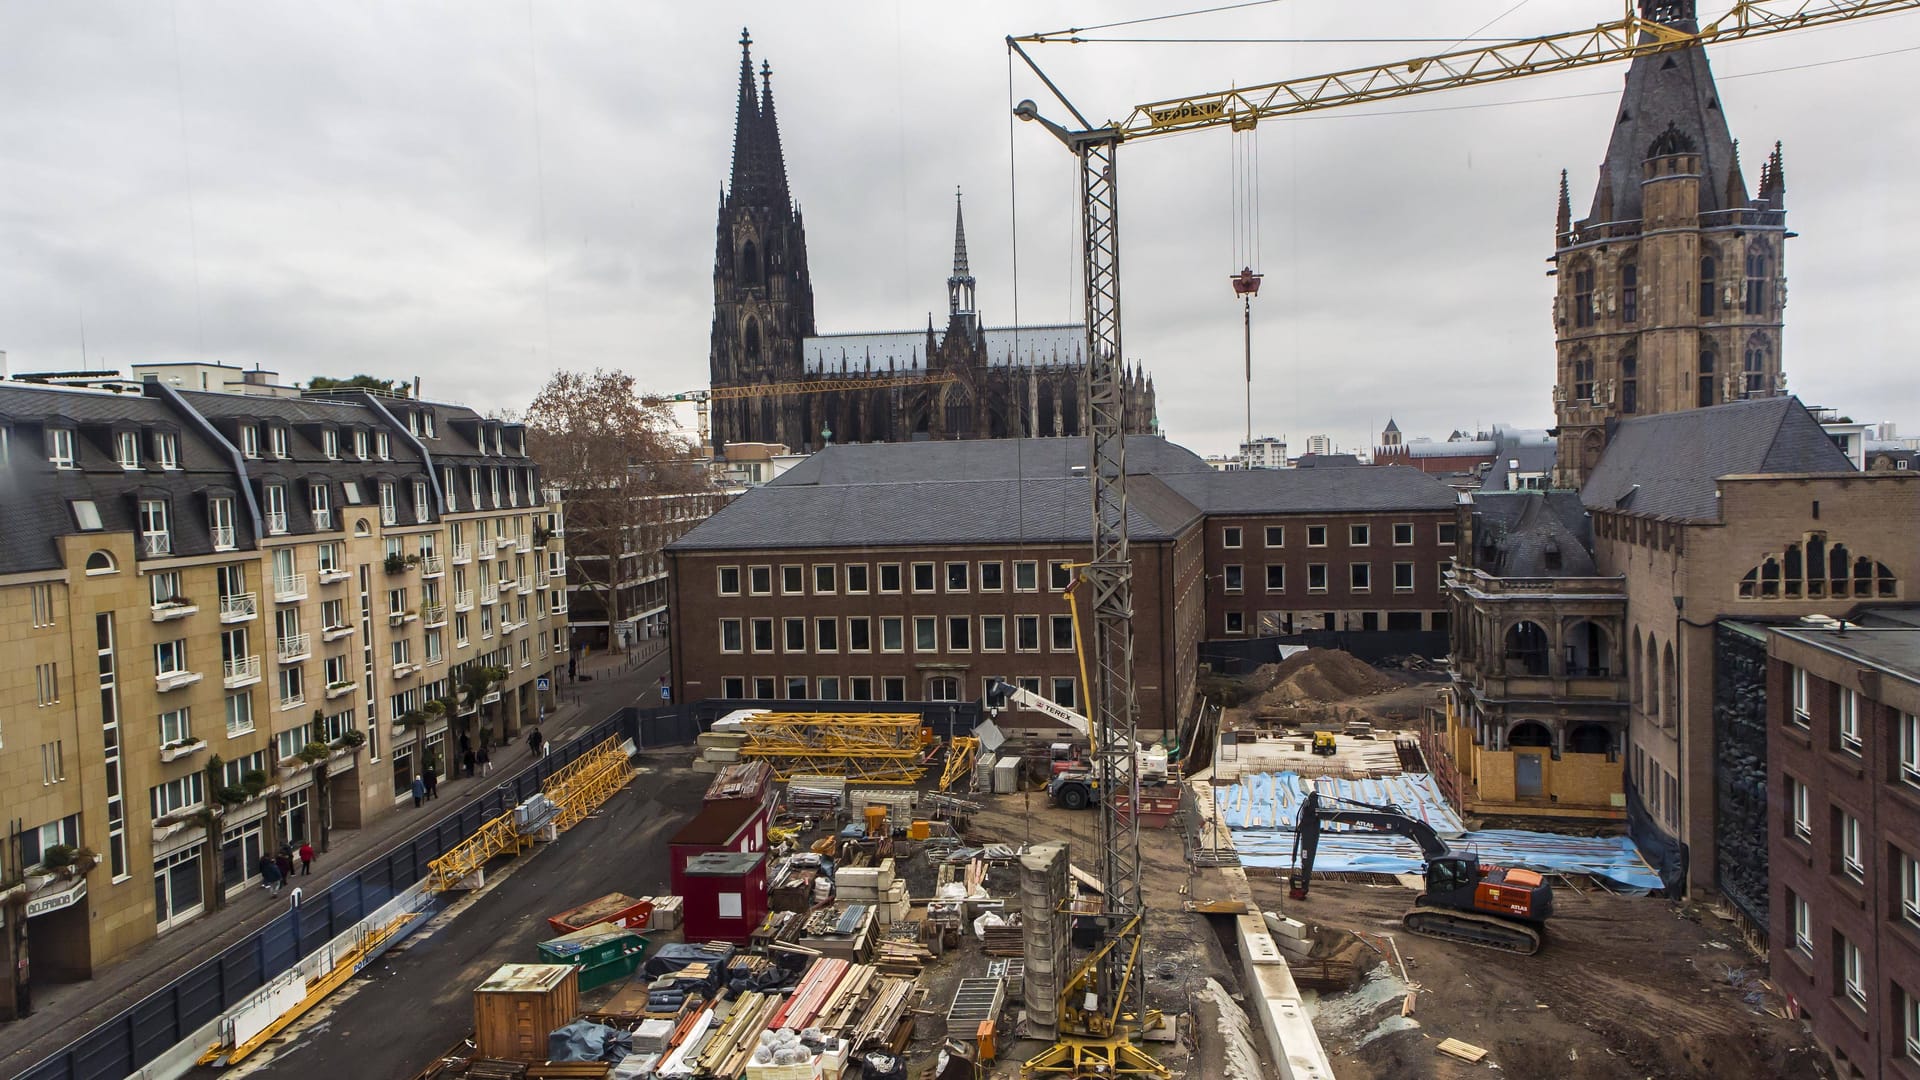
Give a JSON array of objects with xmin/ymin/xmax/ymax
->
[
  {"xmin": 979, "ymin": 918, "xmax": 1027, "ymax": 957},
  {"xmin": 704, "ymin": 760, "xmax": 774, "ymax": 802}
]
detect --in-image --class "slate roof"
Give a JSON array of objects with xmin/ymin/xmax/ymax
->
[
  {"xmin": 1159, "ymin": 464, "xmax": 1459, "ymax": 515},
  {"xmin": 768, "ymin": 436, "xmax": 1209, "ymax": 487},
  {"xmin": 667, "ymin": 474, "xmax": 1200, "ymax": 551},
  {"xmin": 1482, "ymin": 443, "xmax": 1559, "ymax": 490},
  {"xmin": 1292, "ymin": 453, "xmax": 1365, "ymax": 469},
  {"xmin": 1585, "ymin": 36, "xmax": 1740, "ymax": 224},
  {"xmin": 1580, "ymin": 397, "xmax": 1854, "ymax": 521},
  {"xmin": 1469, "ymin": 491, "xmax": 1597, "ymax": 577}
]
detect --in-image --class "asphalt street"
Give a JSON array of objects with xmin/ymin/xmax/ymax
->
[{"xmin": 221, "ymin": 748, "xmax": 707, "ymax": 1080}]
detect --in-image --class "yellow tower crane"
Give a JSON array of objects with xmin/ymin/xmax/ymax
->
[
  {"xmin": 668, "ymin": 370, "xmax": 960, "ymax": 448},
  {"xmin": 1007, "ymin": 2, "xmax": 1920, "ymax": 1076}
]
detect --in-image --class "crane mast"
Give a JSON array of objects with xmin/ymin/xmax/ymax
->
[{"xmin": 1008, "ymin": 0, "xmax": 1920, "ymax": 1072}]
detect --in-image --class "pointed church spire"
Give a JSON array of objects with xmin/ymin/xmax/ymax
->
[
  {"xmin": 1725, "ymin": 139, "xmax": 1747, "ymax": 207},
  {"xmin": 948, "ymin": 187, "xmax": 976, "ymax": 318},
  {"xmin": 1556, "ymin": 169, "xmax": 1571, "ymax": 237},
  {"xmin": 727, "ymin": 28, "xmax": 759, "ymax": 205},
  {"xmin": 759, "ymin": 59, "xmax": 792, "ymax": 215},
  {"xmin": 1761, "ymin": 140, "xmax": 1786, "ymax": 202}
]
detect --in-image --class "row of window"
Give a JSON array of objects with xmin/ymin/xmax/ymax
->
[
  {"xmin": 1220, "ymin": 522, "xmax": 1452, "ymax": 549},
  {"xmin": 1789, "ymin": 668, "xmax": 1920, "ymax": 778},
  {"xmin": 1785, "ymin": 867, "xmax": 1920, "ymax": 1032},
  {"xmin": 1567, "ymin": 248, "xmax": 1772, "ymax": 333},
  {"xmin": 718, "ymin": 559, "xmax": 1070, "ymax": 598},
  {"xmin": 717, "ymin": 673, "xmax": 1077, "ymax": 709},
  {"xmin": 1220, "ymin": 560, "xmax": 1442, "ymax": 595},
  {"xmin": 720, "ymin": 613, "xmax": 1076, "ymax": 655}
]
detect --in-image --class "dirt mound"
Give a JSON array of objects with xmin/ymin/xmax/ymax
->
[{"xmin": 1257, "ymin": 649, "xmax": 1392, "ymax": 706}]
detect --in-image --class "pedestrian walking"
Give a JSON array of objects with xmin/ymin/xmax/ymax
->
[
  {"xmin": 423, "ymin": 765, "xmax": 439, "ymax": 799},
  {"xmin": 275, "ymin": 848, "xmax": 293, "ymax": 882},
  {"xmin": 411, "ymin": 774, "xmax": 426, "ymax": 807},
  {"xmin": 298, "ymin": 841, "xmax": 314, "ymax": 875},
  {"xmin": 478, "ymin": 743, "xmax": 492, "ymax": 776},
  {"xmin": 459, "ymin": 732, "xmax": 472, "ymax": 755},
  {"xmin": 260, "ymin": 853, "xmax": 283, "ymax": 895},
  {"xmin": 527, "ymin": 727, "xmax": 543, "ymax": 758},
  {"xmin": 463, "ymin": 748, "xmax": 477, "ymax": 777}
]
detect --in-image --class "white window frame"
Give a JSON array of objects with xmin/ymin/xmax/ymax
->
[
  {"xmin": 1903, "ymin": 711, "xmax": 1920, "ymax": 788},
  {"xmin": 1392, "ymin": 522, "xmax": 1415, "ymax": 546},
  {"xmin": 1266, "ymin": 565, "xmax": 1285, "ymax": 593},
  {"xmin": 718, "ymin": 566, "xmax": 741, "ymax": 596},
  {"xmin": 880, "ymin": 616, "xmax": 904, "ymax": 653},
  {"xmin": 1222, "ymin": 564, "xmax": 1243, "ymax": 593},
  {"xmin": 1222, "ymin": 526, "xmax": 1242, "ymax": 549},
  {"xmin": 159, "ymin": 707, "xmax": 192, "ymax": 743},
  {"xmin": 1901, "ymin": 849, "xmax": 1920, "ymax": 930},
  {"xmin": 240, "ymin": 425, "xmax": 260, "ymax": 459},
  {"xmin": 1838, "ymin": 688, "xmax": 1862, "ymax": 754},
  {"xmin": 323, "ymin": 429, "xmax": 340, "ymax": 460},
  {"xmin": 1791, "ymin": 668, "xmax": 1811, "ymax": 726},
  {"xmin": 155, "ymin": 638, "xmax": 189, "ymax": 676},
  {"xmin": 1394, "ymin": 562, "xmax": 1416, "ymax": 592},
  {"xmin": 783, "ymin": 617, "xmax": 806, "ymax": 653},
  {"xmin": 270, "ymin": 425, "xmax": 289, "ymax": 458},
  {"xmin": 1791, "ymin": 891, "xmax": 1812, "ymax": 956},
  {"xmin": 116, "ymin": 431, "xmax": 141, "ymax": 469},
  {"xmin": 1842, "ymin": 811, "xmax": 1864, "ymax": 882},
  {"xmin": 1307, "ymin": 524, "xmax": 1328, "ymax": 548},
  {"xmin": 50, "ymin": 428, "xmax": 77, "ymax": 468},
  {"xmin": 913, "ymin": 616, "xmax": 938, "ymax": 652},
  {"xmin": 1014, "ymin": 560, "xmax": 1039, "ymax": 592},
  {"xmin": 155, "ymin": 432, "xmax": 179, "ymax": 469},
  {"xmin": 1843, "ymin": 936, "xmax": 1867, "ymax": 1009},
  {"xmin": 981, "ymin": 615, "xmax": 1005, "ymax": 652},
  {"xmin": 1791, "ymin": 778, "xmax": 1811, "ymax": 841}
]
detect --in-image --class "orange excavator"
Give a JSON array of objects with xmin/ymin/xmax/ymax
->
[{"xmin": 1288, "ymin": 789, "xmax": 1554, "ymax": 955}]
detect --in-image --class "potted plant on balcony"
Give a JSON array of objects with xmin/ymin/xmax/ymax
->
[
  {"xmin": 384, "ymin": 552, "xmax": 408, "ymax": 575},
  {"xmin": 533, "ymin": 525, "xmax": 552, "ymax": 549},
  {"xmin": 333, "ymin": 729, "xmax": 366, "ymax": 751}
]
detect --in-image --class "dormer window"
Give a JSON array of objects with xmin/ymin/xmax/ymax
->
[
  {"xmin": 470, "ymin": 468, "xmax": 481, "ymax": 508},
  {"xmin": 377, "ymin": 432, "xmax": 391, "ymax": 461},
  {"xmin": 443, "ymin": 468, "xmax": 458, "ymax": 512},
  {"xmin": 264, "ymin": 484, "xmax": 289, "ymax": 535},
  {"xmin": 323, "ymin": 428, "xmax": 340, "ymax": 460},
  {"xmin": 48, "ymin": 428, "xmax": 76, "ymax": 469},
  {"xmin": 422, "ymin": 412, "xmax": 436, "ymax": 438},
  {"xmin": 269, "ymin": 425, "xmax": 290, "ymax": 458},
  {"xmin": 240, "ymin": 425, "xmax": 260, "ymax": 459},
  {"xmin": 413, "ymin": 480, "xmax": 430, "ymax": 523},
  {"xmin": 116, "ymin": 431, "xmax": 141, "ymax": 470},
  {"xmin": 353, "ymin": 429, "xmax": 369, "ymax": 460},
  {"xmin": 154, "ymin": 432, "xmax": 179, "ymax": 470},
  {"xmin": 406, "ymin": 411, "xmax": 421, "ymax": 436},
  {"xmin": 489, "ymin": 468, "xmax": 500, "ymax": 508}
]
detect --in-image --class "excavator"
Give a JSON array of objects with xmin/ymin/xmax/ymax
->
[{"xmin": 1288, "ymin": 789, "xmax": 1553, "ymax": 955}]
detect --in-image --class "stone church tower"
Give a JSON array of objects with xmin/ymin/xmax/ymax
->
[
  {"xmin": 709, "ymin": 30, "xmax": 816, "ymax": 451},
  {"xmin": 1551, "ymin": 0, "xmax": 1788, "ymax": 487}
]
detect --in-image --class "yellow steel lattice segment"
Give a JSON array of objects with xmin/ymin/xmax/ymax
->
[
  {"xmin": 740, "ymin": 712, "xmax": 931, "ymax": 785},
  {"xmin": 428, "ymin": 806, "xmax": 528, "ymax": 892},
  {"xmin": 546, "ymin": 742, "xmax": 637, "ymax": 831},
  {"xmin": 940, "ymin": 736, "xmax": 980, "ymax": 791}
]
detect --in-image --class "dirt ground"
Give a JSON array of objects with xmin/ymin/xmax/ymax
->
[
  {"xmin": 1230, "ymin": 650, "xmax": 1446, "ymax": 737},
  {"xmin": 1248, "ymin": 875, "xmax": 1830, "ymax": 1080}
]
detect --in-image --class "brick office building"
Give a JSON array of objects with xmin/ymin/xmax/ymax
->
[
  {"xmin": 665, "ymin": 438, "xmax": 1461, "ymax": 734},
  {"xmin": 1767, "ymin": 622, "xmax": 1920, "ymax": 1078}
]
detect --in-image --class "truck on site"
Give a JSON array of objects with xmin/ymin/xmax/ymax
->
[{"xmin": 984, "ymin": 679, "xmax": 1168, "ymax": 810}]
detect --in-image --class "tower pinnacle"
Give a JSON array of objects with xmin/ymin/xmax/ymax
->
[{"xmin": 948, "ymin": 186, "xmax": 976, "ymax": 319}]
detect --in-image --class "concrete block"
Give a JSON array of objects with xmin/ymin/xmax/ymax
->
[{"xmin": 1264, "ymin": 912, "xmax": 1309, "ymax": 940}]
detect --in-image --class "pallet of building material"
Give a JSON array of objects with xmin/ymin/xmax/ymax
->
[
  {"xmin": 785, "ymin": 775, "xmax": 848, "ymax": 816},
  {"xmin": 637, "ymin": 894, "xmax": 681, "ymax": 931},
  {"xmin": 980, "ymin": 924, "xmax": 1027, "ymax": 957},
  {"xmin": 704, "ymin": 760, "xmax": 775, "ymax": 802}
]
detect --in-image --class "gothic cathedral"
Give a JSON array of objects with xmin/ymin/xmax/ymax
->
[
  {"xmin": 1551, "ymin": 0, "xmax": 1788, "ymax": 487},
  {"xmin": 709, "ymin": 31, "xmax": 1157, "ymax": 452}
]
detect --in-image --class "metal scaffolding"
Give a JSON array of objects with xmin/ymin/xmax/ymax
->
[{"xmin": 738, "ymin": 712, "xmax": 932, "ymax": 784}]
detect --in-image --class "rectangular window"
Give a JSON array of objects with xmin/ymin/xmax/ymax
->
[
  {"xmin": 159, "ymin": 707, "xmax": 191, "ymax": 743},
  {"xmin": 914, "ymin": 616, "xmax": 938, "ymax": 652},
  {"xmin": 719, "ymin": 618, "xmax": 743, "ymax": 653},
  {"xmin": 945, "ymin": 562, "xmax": 969, "ymax": 592},
  {"xmin": 378, "ymin": 482, "xmax": 397, "ymax": 525},
  {"xmin": 240, "ymin": 425, "xmax": 260, "ymax": 459},
  {"xmin": 1900, "ymin": 850, "xmax": 1920, "ymax": 930},
  {"xmin": 1309, "ymin": 564, "xmax": 1328, "ymax": 593},
  {"xmin": 845, "ymin": 564, "xmax": 870, "ymax": 593},
  {"xmin": 1438, "ymin": 522, "xmax": 1458, "ymax": 545},
  {"xmin": 150, "ymin": 774, "xmax": 207, "ymax": 817},
  {"xmin": 1016, "ymin": 615, "xmax": 1040, "ymax": 652},
  {"xmin": 1349, "ymin": 524, "xmax": 1370, "ymax": 547},
  {"xmin": 1223, "ymin": 565, "xmax": 1243, "ymax": 593},
  {"xmin": 784, "ymin": 676, "xmax": 808, "ymax": 700},
  {"xmin": 225, "ymin": 692, "xmax": 253, "ymax": 736},
  {"xmin": 1902, "ymin": 711, "xmax": 1920, "ymax": 788},
  {"xmin": 1307, "ymin": 525, "xmax": 1328, "ymax": 548},
  {"xmin": 879, "ymin": 563, "xmax": 902, "ymax": 593},
  {"xmin": 753, "ymin": 676, "xmax": 777, "ymax": 699},
  {"xmin": 31, "ymin": 583, "xmax": 55, "ymax": 628},
  {"xmin": 1222, "ymin": 526, "xmax": 1242, "ymax": 549},
  {"xmin": 1393, "ymin": 523, "xmax": 1415, "ymax": 546},
  {"xmin": 750, "ymin": 618, "xmax": 774, "ymax": 652},
  {"xmin": 1014, "ymin": 561, "xmax": 1039, "ymax": 591},
  {"xmin": 1841, "ymin": 811, "xmax": 1864, "ymax": 882},
  {"xmin": 912, "ymin": 563, "xmax": 936, "ymax": 592},
  {"xmin": 1905, "ymin": 987, "xmax": 1920, "ymax": 1066},
  {"xmin": 139, "ymin": 499, "xmax": 171, "ymax": 555},
  {"xmin": 376, "ymin": 431, "xmax": 390, "ymax": 460},
  {"xmin": 817, "ymin": 677, "xmax": 842, "ymax": 701},
  {"xmin": 1050, "ymin": 677, "xmax": 1077, "ymax": 710},
  {"xmin": 48, "ymin": 427, "xmax": 77, "ymax": 468},
  {"xmin": 1051, "ymin": 615, "xmax": 1076, "ymax": 652},
  {"xmin": 1266, "ymin": 565, "xmax": 1285, "ymax": 593},
  {"xmin": 36, "ymin": 661, "xmax": 59, "ymax": 705},
  {"xmin": 947, "ymin": 616, "xmax": 970, "ymax": 651},
  {"xmin": 40, "ymin": 740, "xmax": 66, "ymax": 784},
  {"xmin": 1049, "ymin": 560, "xmax": 1073, "ymax": 590},
  {"xmin": 116, "ymin": 431, "xmax": 141, "ymax": 469},
  {"xmin": 1791, "ymin": 668, "xmax": 1811, "ymax": 726},
  {"xmin": 749, "ymin": 566, "xmax": 772, "ymax": 595},
  {"xmin": 1790, "ymin": 778, "xmax": 1811, "ymax": 840},
  {"xmin": 850, "ymin": 677, "xmax": 873, "ymax": 702},
  {"xmin": 848, "ymin": 617, "xmax": 872, "ymax": 652},
  {"xmin": 1264, "ymin": 526, "xmax": 1284, "ymax": 548},
  {"xmin": 1394, "ymin": 562, "xmax": 1416, "ymax": 591},
  {"xmin": 1350, "ymin": 563, "xmax": 1372, "ymax": 592},
  {"xmin": 718, "ymin": 566, "xmax": 741, "ymax": 595},
  {"xmin": 784, "ymin": 617, "xmax": 806, "ymax": 652},
  {"xmin": 814, "ymin": 564, "xmax": 836, "ymax": 594},
  {"xmin": 815, "ymin": 618, "xmax": 838, "ymax": 652},
  {"xmin": 722, "ymin": 676, "xmax": 745, "ymax": 698},
  {"xmin": 150, "ymin": 570, "xmax": 183, "ymax": 607},
  {"xmin": 1838, "ymin": 689, "xmax": 1861, "ymax": 754},
  {"xmin": 982, "ymin": 615, "xmax": 1005, "ymax": 651},
  {"xmin": 155, "ymin": 639, "xmax": 188, "ymax": 675},
  {"xmin": 323, "ymin": 429, "xmax": 339, "ymax": 459},
  {"xmin": 979, "ymin": 562, "xmax": 1003, "ymax": 591},
  {"xmin": 270, "ymin": 426, "xmax": 289, "ymax": 458},
  {"xmin": 881, "ymin": 617, "xmax": 904, "ymax": 652},
  {"xmin": 883, "ymin": 677, "xmax": 906, "ymax": 702},
  {"xmin": 1790, "ymin": 891, "xmax": 1812, "ymax": 956},
  {"xmin": 1841, "ymin": 935, "xmax": 1866, "ymax": 1009},
  {"xmin": 1225, "ymin": 611, "xmax": 1245, "ymax": 635}
]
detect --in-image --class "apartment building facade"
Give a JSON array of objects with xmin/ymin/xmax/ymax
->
[
  {"xmin": 0, "ymin": 379, "xmax": 564, "ymax": 1016},
  {"xmin": 563, "ymin": 478, "xmax": 733, "ymax": 652},
  {"xmin": 1768, "ymin": 624, "xmax": 1920, "ymax": 1079}
]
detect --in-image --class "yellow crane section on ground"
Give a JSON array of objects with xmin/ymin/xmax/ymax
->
[{"xmin": 738, "ymin": 712, "xmax": 932, "ymax": 784}]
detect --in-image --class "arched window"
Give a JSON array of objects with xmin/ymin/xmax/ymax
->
[
  {"xmin": 1738, "ymin": 536, "xmax": 1894, "ymax": 600},
  {"xmin": 1699, "ymin": 254, "xmax": 1717, "ymax": 316},
  {"xmin": 1662, "ymin": 644, "xmax": 1678, "ymax": 728},
  {"xmin": 1509, "ymin": 722, "xmax": 1553, "ymax": 748},
  {"xmin": 1572, "ymin": 353, "xmax": 1595, "ymax": 402},
  {"xmin": 1620, "ymin": 354, "xmax": 1638, "ymax": 414},
  {"xmin": 1564, "ymin": 620, "xmax": 1610, "ymax": 677},
  {"xmin": 1697, "ymin": 349, "xmax": 1717, "ymax": 408},
  {"xmin": 1743, "ymin": 334, "xmax": 1769, "ymax": 395},
  {"xmin": 1504, "ymin": 621, "xmax": 1550, "ymax": 676},
  {"xmin": 744, "ymin": 318, "xmax": 762, "ymax": 365},
  {"xmin": 739, "ymin": 240, "xmax": 760, "ymax": 287},
  {"xmin": 1620, "ymin": 263, "xmax": 1638, "ymax": 323},
  {"xmin": 1743, "ymin": 244, "xmax": 1770, "ymax": 315},
  {"xmin": 84, "ymin": 550, "xmax": 117, "ymax": 575},
  {"xmin": 1568, "ymin": 723, "xmax": 1612, "ymax": 756},
  {"xmin": 1644, "ymin": 634, "xmax": 1660, "ymax": 721},
  {"xmin": 1629, "ymin": 627, "xmax": 1643, "ymax": 707}
]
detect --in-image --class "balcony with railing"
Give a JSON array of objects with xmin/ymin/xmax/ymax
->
[
  {"xmin": 496, "ymin": 535, "xmax": 517, "ymax": 549},
  {"xmin": 451, "ymin": 542, "xmax": 472, "ymax": 564},
  {"xmin": 516, "ymin": 575, "xmax": 535, "ymax": 594},
  {"xmin": 219, "ymin": 592, "xmax": 258, "ymax": 623},
  {"xmin": 391, "ymin": 660, "xmax": 421, "ymax": 679},
  {"xmin": 480, "ymin": 582, "xmax": 500, "ymax": 605},
  {"xmin": 211, "ymin": 525, "xmax": 237, "ymax": 551},
  {"xmin": 223, "ymin": 655, "xmax": 262, "ymax": 689},
  {"xmin": 277, "ymin": 633, "xmax": 311, "ymax": 663},
  {"xmin": 313, "ymin": 509, "xmax": 334, "ymax": 531},
  {"xmin": 477, "ymin": 543, "xmax": 495, "ymax": 561},
  {"xmin": 380, "ymin": 506, "xmax": 398, "ymax": 526},
  {"xmin": 265, "ymin": 511, "xmax": 288, "ymax": 536},
  {"xmin": 142, "ymin": 532, "xmax": 172, "ymax": 557},
  {"xmin": 454, "ymin": 589, "xmax": 475, "ymax": 612},
  {"xmin": 515, "ymin": 536, "xmax": 532, "ymax": 553},
  {"xmin": 422, "ymin": 604, "xmax": 447, "ymax": 628},
  {"xmin": 274, "ymin": 574, "xmax": 307, "ymax": 603},
  {"xmin": 420, "ymin": 556, "xmax": 444, "ymax": 578},
  {"xmin": 321, "ymin": 623, "xmax": 354, "ymax": 642},
  {"xmin": 279, "ymin": 689, "xmax": 305, "ymax": 711}
]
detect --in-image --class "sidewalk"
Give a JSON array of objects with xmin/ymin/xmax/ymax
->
[{"xmin": 0, "ymin": 647, "xmax": 669, "ymax": 1079}]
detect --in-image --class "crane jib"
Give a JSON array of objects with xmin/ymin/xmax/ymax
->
[{"xmin": 1147, "ymin": 100, "xmax": 1226, "ymax": 128}]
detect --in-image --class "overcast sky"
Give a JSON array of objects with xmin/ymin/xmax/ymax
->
[{"xmin": 3, "ymin": 2, "xmax": 1916, "ymax": 456}]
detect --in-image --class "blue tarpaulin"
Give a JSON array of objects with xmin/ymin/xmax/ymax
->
[{"xmin": 1218, "ymin": 772, "xmax": 1662, "ymax": 891}]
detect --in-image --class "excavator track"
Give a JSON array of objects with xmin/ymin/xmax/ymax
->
[{"xmin": 1402, "ymin": 905, "xmax": 1543, "ymax": 955}]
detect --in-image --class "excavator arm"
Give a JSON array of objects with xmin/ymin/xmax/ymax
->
[{"xmin": 1289, "ymin": 789, "xmax": 1449, "ymax": 897}]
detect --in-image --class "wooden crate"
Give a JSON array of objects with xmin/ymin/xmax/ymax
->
[{"xmin": 474, "ymin": 964, "xmax": 580, "ymax": 1062}]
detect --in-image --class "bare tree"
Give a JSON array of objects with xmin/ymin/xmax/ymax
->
[{"xmin": 524, "ymin": 370, "xmax": 705, "ymax": 654}]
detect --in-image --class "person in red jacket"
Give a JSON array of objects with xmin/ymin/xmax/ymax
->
[{"xmin": 298, "ymin": 841, "xmax": 315, "ymax": 875}]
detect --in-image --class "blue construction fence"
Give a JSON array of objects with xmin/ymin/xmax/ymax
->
[
  {"xmin": 1198, "ymin": 629, "xmax": 1449, "ymax": 675},
  {"xmin": 19, "ymin": 713, "xmax": 623, "ymax": 1080}
]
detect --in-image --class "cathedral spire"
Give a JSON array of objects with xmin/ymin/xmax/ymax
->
[
  {"xmin": 759, "ymin": 59, "xmax": 792, "ymax": 215},
  {"xmin": 1556, "ymin": 169, "xmax": 1571, "ymax": 237},
  {"xmin": 948, "ymin": 187, "xmax": 976, "ymax": 318},
  {"xmin": 1725, "ymin": 139, "xmax": 1747, "ymax": 207},
  {"xmin": 727, "ymin": 28, "xmax": 759, "ymax": 206}
]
